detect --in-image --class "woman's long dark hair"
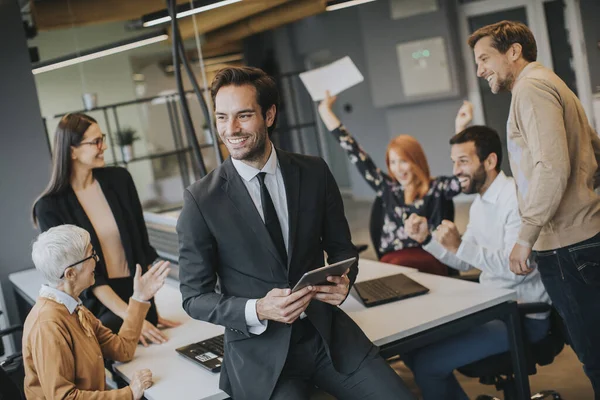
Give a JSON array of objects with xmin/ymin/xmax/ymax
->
[{"xmin": 32, "ymin": 113, "xmax": 97, "ymax": 226}]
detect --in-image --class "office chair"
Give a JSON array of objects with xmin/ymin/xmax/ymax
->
[
  {"xmin": 369, "ymin": 196, "xmax": 385, "ymax": 260},
  {"xmin": 457, "ymin": 303, "xmax": 566, "ymax": 400},
  {"xmin": 0, "ymin": 311, "xmax": 25, "ymax": 400},
  {"xmin": 354, "ymin": 243, "xmax": 369, "ymax": 254}
]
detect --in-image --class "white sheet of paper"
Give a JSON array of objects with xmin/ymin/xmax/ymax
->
[{"xmin": 299, "ymin": 56, "xmax": 364, "ymax": 101}]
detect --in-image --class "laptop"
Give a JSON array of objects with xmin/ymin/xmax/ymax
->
[
  {"xmin": 175, "ymin": 334, "xmax": 225, "ymax": 373},
  {"xmin": 353, "ymin": 273, "xmax": 429, "ymax": 307}
]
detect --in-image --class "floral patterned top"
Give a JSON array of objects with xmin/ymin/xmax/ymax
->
[{"xmin": 332, "ymin": 125, "xmax": 461, "ymax": 256}]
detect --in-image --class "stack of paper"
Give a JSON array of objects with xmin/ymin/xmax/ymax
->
[{"xmin": 299, "ymin": 56, "xmax": 364, "ymax": 101}]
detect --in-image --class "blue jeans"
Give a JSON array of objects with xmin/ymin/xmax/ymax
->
[
  {"xmin": 535, "ymin": 231, "xmax": 600, "ymax": 398},
  {"xmin": 403, "ymin": 318, "xmax": 549, "ymax": 400}
]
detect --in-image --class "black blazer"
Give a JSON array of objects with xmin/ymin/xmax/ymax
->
[
  {"xmin": 177, "ymin": 149, "xmax": 374, "ymax": 400},
  {"xmin": 34, "ymin": 167, "xmax": 158, "ymax": 312}
]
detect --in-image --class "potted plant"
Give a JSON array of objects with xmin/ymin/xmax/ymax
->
[{"xmin": 116, "ymin": 127, "xmax": 140, "ymax": 162}]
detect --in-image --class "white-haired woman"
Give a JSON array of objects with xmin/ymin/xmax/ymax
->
[{"xmin": 22, "ymin": 224, "xmax": 171, "ymax": 400}]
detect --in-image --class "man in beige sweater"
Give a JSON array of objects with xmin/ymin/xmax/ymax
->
[{"xmin": 468, "ymin": 20, "xmax": 600, "ymax": 396}]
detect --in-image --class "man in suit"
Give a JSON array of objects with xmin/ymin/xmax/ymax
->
[{"xmin": 177, "ymin": 67, "xmax": 414, "ymax": 400}]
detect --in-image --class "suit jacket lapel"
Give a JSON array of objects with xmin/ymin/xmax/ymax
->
[
  {"xmin": 220, "ymin": 159, "xmax": 286, "ymax": 267},
  {"xmin": 277, "ymin": 150, "xmax": 299, "ymax": 273}
]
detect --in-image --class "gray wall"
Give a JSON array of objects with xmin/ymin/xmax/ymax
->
[
  {"xmin": 580, "ymin": 0, "xmax": 600, "ymax": 94},
  {"xmin": 0, "ymin": 0, "xmax": 50, "ymax": 325},
  {"xmin": 359, "ymin": 0, "xmax": 464, "ymax": 107},
  {"xmin": 359, "ymin": 0, "xmax": 465, "ymax": 177},
  {"xmin": 273, "ymin": 6, "xmax": 390, "ymax": 200},
  {"xmin": 271, "ymin": 0, "xmax": 465, "ymax": 199}
]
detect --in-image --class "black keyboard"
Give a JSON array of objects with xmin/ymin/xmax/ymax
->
[
  {"xmin": 199, "ymin": 334, "xmax": 224, "ymax": 355},
  {"xmin": 357, "ymin": 279, "xmax": 398, "ymax": 299},
  {"xmin": 177, "ymin": 334, "xmax": 225, "ymax": 373}
]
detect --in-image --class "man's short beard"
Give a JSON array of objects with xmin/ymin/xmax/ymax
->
[
  {"xmin": 462, "ymin": 164, "xmax": 487, "ymax": 194},
  {"xmin": 497, "ymin": 72, "xmax": 515, "ymax": 93},
  {"xmin": 234, "ymin": 127, "xmax": 269, "ymax": 163}
]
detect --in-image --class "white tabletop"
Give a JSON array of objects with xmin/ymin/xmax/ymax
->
[
  {"xmin": 113, "ymin": 280, "xmax": 227, "ymax": 400},
  {"xmin": 6, "ymin": 259, "xmax": 415, "ymax": 306},
  {"xmin": 9, "ymin": 259, "xmax": 516, "ymax": 400},
  {"xmin": 9, "ymin": 268, "xmax": 45, "ymax": 303},
  {"xmin": 341, "ymin": 271, "xmax": 516, "ymax": 346}
]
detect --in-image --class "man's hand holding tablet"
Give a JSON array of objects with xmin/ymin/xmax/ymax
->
[
  {"xmin": 293, "ymin": 257, "xmax": 356, "ymax": 306},
  {"xmin": 256, "ymin": 257, "xmax": 356, "ymax": 324}
]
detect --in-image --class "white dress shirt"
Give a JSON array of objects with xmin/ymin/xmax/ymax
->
[
  {"xmin": 423, "ymin": 172, "xmax": 550, "ymax": 319},
  {"xmin": 39, "ymin": 283, "xmax": 148, "ymax": 311},
  {"xmin": 39, "ymin": 285, "xmax": 81, "ymax": 314},
  {"xmin": 231, "ymin": 143, "xmax": 289, "ymax": 335}
]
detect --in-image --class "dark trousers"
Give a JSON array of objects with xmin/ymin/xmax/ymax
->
[
  {"xmin": 534, "ymin": 232, "xmax": 600, "ymax": 398},
  {"xmin": 270, "ymin": 318, "xmax": 414, "ymax": 400},
  {"xmin": 403, "ymin": 318, "xmax": 549, "ymax": 400}
]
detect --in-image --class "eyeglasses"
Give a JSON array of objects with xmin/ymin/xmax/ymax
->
[
  {"xmin": 78, "ymin": 134, "xmax": 106, "ymax": 150},
  {"xmin": 60, "ymin": 249, "xmax": 99, "ymax": 279}
]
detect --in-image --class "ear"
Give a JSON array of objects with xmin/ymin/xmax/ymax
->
[
  {"xmin": 70, "ymin": 146, "xmax": 77, "ymax": 160},
  {"xmin": 63, "ymin": 266, "xmax": 76, "ymax": 280},
  {"xmin": 484, "ymin": 152, "xmax": 498, "ymax": 172},
  {"xmin": 510, "ymin": 43, "xmax": 523, "ymax": 61},
  {"xmin": 265, "ymin": 105, "xmax": 276, "ymax": 128}
]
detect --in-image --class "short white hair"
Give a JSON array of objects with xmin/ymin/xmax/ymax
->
[{"xmin": 31, "ymin": 225, "xmax": 91, "ymax": 287}]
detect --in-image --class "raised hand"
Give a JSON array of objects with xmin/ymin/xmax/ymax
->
[
  {"xmin": 455, "ymin": 100, "xmax": 474, "ymax": 134},
  {"xmin": 132, "ymin": 261, "xmax": 170, "ymax": 302},
  {"xmin": 405, "ymin": 213, "xmax": 430, "ymax": 244},
  {"xmin": 432, "ymin": 220, "xmax": 462, "ymax": 253},
  {"xmin": 318, "ymin": 90, "xmax": 342, "ymax": 131}
]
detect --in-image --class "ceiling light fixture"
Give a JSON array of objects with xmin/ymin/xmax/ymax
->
[
  {"xmin": 142, "ymin": 0, "xmax": 242, "ymax": 28},
  {"xmin": 326, "ymin": 0, "xmax": 377, "ymax": 12},
  {"xmin": 32, "ymin": 32, "xmax": 168, "ymax": 75}
]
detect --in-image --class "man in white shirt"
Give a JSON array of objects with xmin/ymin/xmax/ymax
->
[{"xmin": 403, "ymin": 121, "xmax": 550, "ymax": 400}]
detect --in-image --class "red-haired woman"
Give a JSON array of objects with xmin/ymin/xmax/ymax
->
[{"xmin": 318, "ymin": 92, "xmax": 460, "ymax": 275}]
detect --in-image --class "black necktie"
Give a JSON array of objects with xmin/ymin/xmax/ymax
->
[{"xmin": 256, "ymin": 172, "xmax": 287, "ymax": 264}]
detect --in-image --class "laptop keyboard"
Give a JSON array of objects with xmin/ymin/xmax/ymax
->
[
  {"xmin": 198, "ymin": 335, "xmax": 224, "ymax": 356},
  {"xmin": 358, "ymin": 279, "xmax": 398, "ymax": 299}
]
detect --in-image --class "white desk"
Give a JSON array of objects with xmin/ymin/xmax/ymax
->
[
  {"xmin": 112, "ymin": 259, "xmax": 418, "ymax": 400},
  {"xmin": 113, "ymin": 280, "xmax": 226, "ymax": 400},
  {"xmin": 342, "ymin": 271, "xmax": 516, "ymax": 346},
  {"xmin": 8, "ymin": 268, "xmax": 45, "ymax": 304},
  {"xmin": 9, "ymin": 259, "xmax": 530, "ymax": 400}
]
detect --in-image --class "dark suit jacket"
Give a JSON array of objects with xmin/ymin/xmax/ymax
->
[
  {"xmin": 34, "ymin": 167, "xmax": 159, "ymax": 316},
  {"xmin": 177, "ymin": 149, "xmax": 374, "ymax": 400}
]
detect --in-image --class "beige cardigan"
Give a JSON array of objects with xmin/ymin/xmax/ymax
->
[{"xmin": 23, "ymin": 297, "xmax": 149, "ymax": 399}]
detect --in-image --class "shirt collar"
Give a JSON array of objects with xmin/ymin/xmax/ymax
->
[
  {"xmin": 480, "ymin": 171, "xmax": 508, "ymax": 204},
  {"xmin": 231, "ymin": 142, "xmax": 278, "ymax": 182},
  {"xmin": 39, "ymin": 284, "xmax": 81, "ymax": 314}
]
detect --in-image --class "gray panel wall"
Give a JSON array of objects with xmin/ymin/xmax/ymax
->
[
  {"xmin": 358, "ymin": 0, "xmax": 465, "ymax": 177},
  {"xmin": 580, "ymin": 0, "xmax": 600, "ymax": 93},
  {"xmin": 358, "ymin": 0, "xmax": 465, "ymax": 107},
  {"xmin": 272, "ymin": 0, "xmax": 465, "ymax": 199},
  {"xmin": 385, "ymin": 99, "xmax": 463, "ymax": 177},
  {"xmin": 0, "ymin": 0, "xmax": 51, "ymax": 325},
  {"xmin": 274, "ymin": 7, "xmax": 391, "ymax": 200}
]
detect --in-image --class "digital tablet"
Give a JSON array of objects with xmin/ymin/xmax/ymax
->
[{"xmin": 291, "ymin": 257, "xmax": 357, "ymax": 292}]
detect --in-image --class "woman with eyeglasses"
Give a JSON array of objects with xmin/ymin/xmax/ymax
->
[
  {"xmin": 23, "ymin": 224, "xmax": 171, "ymax": 399},
  {"xmin": 32, "ymin": 113, "xmax": 180, "ymax": 347}
]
